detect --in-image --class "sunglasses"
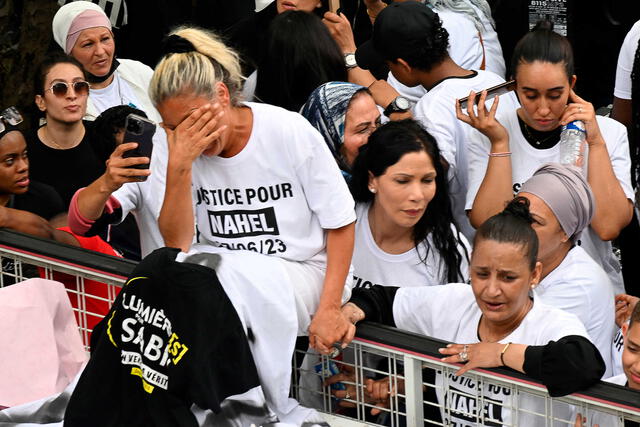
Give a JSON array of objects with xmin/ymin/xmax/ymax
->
[
  {"xmin": 0, "ymin": 106, "xmax": 23, "ymax": 134},
  {"xmin": 45, "ymin": 81, "xmax": 90, "ymax": 97}
]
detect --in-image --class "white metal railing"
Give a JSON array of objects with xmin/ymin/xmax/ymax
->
[{"xmin": 1, "ymin": 230, "xmax": 638, "ymax": 426}]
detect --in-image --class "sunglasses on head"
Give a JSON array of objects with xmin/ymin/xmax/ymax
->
[
  {"xmin": 0, "ymin": 106, "xmax": 23, "ymax": 134},
  {"xmin": 45, "ymin": 81, "xmax": 90, "ymax": 97}
]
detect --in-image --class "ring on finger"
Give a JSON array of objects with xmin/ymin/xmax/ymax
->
[
  {"xmin": 578, "ymin": 106, "xmax": 583, "ymax": 112},
  {"xmin": 345, "ymin": 391, "xmax": 351, "ymax": 400},
  {"xmin": 459, "ymin": 344, "xmax": 469, "ymax": 363}
]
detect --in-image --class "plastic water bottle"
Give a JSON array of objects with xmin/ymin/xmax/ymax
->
[{"xmin": 558, "ymin": 120, "xmax": 586, "ymax": 167}]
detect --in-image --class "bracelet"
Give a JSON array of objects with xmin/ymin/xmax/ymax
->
[
  {"xmin": 500, "ymin": 342, "xmax": 511, "ymax": 366},
  {"xmin": 488, "ymin": 151, "xmax": 511, "ymax": 157},
  {"xmin": 366, "ymin": 2, "xmax": 387, "ymax": 19}
]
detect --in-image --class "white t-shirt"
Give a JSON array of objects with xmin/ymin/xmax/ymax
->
[
  {"xmin": 112, "ymin": 130, "xmax": 168, "ymax": 257},
  {"xmin": 191, "ymin": 102, "xmax": 356, "ymax": 265},
  {"xmin": 611, "ymin": 326, "xmax": 626, "ymax": 377},
  {"xmin": 393, "ymin": 283, "xmax": 590, "ymax": 426},
  {"xmin": 587, "ymin": 373, "xmax": 629, "ymax": 427},
  {"xmin": 535, "ymin": 246, "xmax": 615, "ymax": 378},
  {"xmin": 466, "ymin": 109, "xmax": 634, "ymax": 295},
  {"xmin": 614, "ymin": 20, "xmax": 640, "ymax": 100},
  {"xmin": 352, "ymin": 203, "xmax": 470, "ymax": 289},
  {"xmin": 89, "ymin": 73, "xmax": 143, "ymax": 118},
  {"xmin": 387, "ymin": 4, "xmax": 506, "ymax": 108},
  {"xmin": 413, "ymin": 70, "xmax": 520, "ymax": 240}
]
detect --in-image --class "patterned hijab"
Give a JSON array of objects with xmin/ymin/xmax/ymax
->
[{"xmin": 301, "ymin": 81, "xmax": 366, "ymax": 175}]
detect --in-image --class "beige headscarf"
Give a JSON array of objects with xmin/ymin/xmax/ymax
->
[{"xmin": 519, "ymin": 163, "xmax": 595, "ymax": 243}]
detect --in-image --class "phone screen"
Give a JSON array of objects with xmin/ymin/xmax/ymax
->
[{"xmin": 459, "ymin": 80, "xmax": 516, "ymax": 109}]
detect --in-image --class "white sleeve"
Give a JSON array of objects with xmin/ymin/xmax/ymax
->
[
  {"xmin": 292, "ymin": 117, "xmax": 356, "ymax": 229},
  {"xmin": 392, "ymin": 284, "xmax": 471, "ymax": 339},
  {"xmin": 438, "ymin": 10, "xmax": 484, "ymax": 71},
  {"xmin": 600, "ymin": 117, "xmax": 634, "ymax": 200},
  {"xmin": 614, "ymin": 20, "xmax": 640, "ymax": 100},
  {"xmin": 465, "ymin": 128, "xmax": 491, "ymax": 210},
  {"xmin": 112, "ymin": 182, "xmax": 142, "ymax": 223},
  {"xmin": 415, "ymin": 100, "xmax": 459, "ymax": 183}
]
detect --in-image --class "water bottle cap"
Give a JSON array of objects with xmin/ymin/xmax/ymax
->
[{"xmin": 563, "ymin": 120, "xmax": 586, "ymax": 133}]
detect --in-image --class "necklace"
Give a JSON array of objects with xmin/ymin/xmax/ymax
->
[
  {"xmin": 42, "ymin": 126, "xmax": 82, "ymax": 150},
  {"xmin": 477, "ymin": 298, "xmax": 533, "ymax": 343},
  {"xmin": 522, "ymin": 122, "xmax": 558, "ymax": 146}
]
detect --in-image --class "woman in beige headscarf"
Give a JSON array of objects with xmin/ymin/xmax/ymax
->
[
  {"xmin": 518, "ymin": 163, "xmax": 615, "ymax": 378},
  {"xmin": 51, "ymin": 1, "xmax": 160, "ymax": 122}
]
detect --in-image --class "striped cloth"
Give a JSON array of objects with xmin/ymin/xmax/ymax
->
[{"xmin": 57, "ymin": 0, "xmax": 127, "ymax": 28}]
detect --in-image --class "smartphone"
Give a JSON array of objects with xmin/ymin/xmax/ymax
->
[
  {"xmin": 458, "ymin": 80, "xmax": 516, "ymax": 110},
  {"xmin": 328, "ymin": 0, "xmax": 340, "ymax": 13},
  {"xmin": 122, "ymin": 114, "xmax": 156, "ymax": 181}
]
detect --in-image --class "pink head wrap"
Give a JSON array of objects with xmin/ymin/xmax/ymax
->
[{"xmin": 52, "ymin": 2, "xmax": 112, "ymax": 54}]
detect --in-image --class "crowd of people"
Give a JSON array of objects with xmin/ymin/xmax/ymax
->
[{"xmin": 1, "ymin": 0, "xmax": 640, "ymax": 425}]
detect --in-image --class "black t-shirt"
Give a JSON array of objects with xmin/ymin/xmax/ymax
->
[
  {"xmin": 25, "ymin": 121, "xmax": 111, "ymax": 207},
  {"xmin": 64, "ymin": 248, "xmax": 263, "ymax": 426},
  {"xmin": 7, "ymin": 180, "xmax": 65, "ymax": 220}
]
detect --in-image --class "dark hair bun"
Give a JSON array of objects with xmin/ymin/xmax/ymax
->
[
  {"xmin": 531, "ymin": 19, "xmax": 554, "ymax": 32},
  {"xmin": 504, "ymin": 197, "xmax": 535, "ymax": 225}
]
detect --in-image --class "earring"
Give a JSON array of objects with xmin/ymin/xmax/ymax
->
[
  {"xmin": 530, "ymin": 283, "xmax": 536, "ymax": 290},
  {"xmin": 369, "ymin": 187, "xmax": 376, "ymax": 194}
]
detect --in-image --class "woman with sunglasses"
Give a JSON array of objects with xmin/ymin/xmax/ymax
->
[
  {"xmin": 25, "ymin": 53, "xmax": 112, "ymax": 206},
  {"xmin": 52, "ymin": 1, "xmax": 160, "ymax": 123}
]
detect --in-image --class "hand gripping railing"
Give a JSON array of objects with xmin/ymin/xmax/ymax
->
[{"xmin": 0, "ymin": 229, "xmax": 638, "ymax": 426}]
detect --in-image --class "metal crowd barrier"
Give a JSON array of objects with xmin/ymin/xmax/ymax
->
[{"xmin": 0, "ymin": 229, "xmax": 639, "ymax": 426}]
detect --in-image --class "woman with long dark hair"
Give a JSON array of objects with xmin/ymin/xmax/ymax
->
[
  {"xmin": 349, "ymin": 119, "xmax": 469, "ymax": 289},
  {"xmin": 252, "ymin": 10, "xmax": 347, "ymax": 111},
  {"xmin": 462, "ymin": 23, "xmax": 634, "ymax": 295},
  {"xmin": 330, "ymin": 198, "xmax": 604, "ymax": 425}
]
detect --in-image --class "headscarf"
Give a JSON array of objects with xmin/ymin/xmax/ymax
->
[
  {"xmin": 519, "ymin": 163, "xmax": 595, "ymax": 243},
  {"xmin": 300, "ymin": 81, "xmax": 367, "ymax": 176},
  {"xmin": 52, "ymin": 1, "xmax": 112, "ymax": 54}
]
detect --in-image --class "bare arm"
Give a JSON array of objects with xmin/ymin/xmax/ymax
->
[
  {"xmin": 308, "ymin": 222, "xmax": 357, "ymax": 353},
  {"xmin": 611, "ymin": 96, "xmax": 632, "ymax": 129},
  {"xmin": 159, "ymin": 104, "xmax": 226, "ymax": 251},
  {"xmin": 322, "ymin": 11, "xmax": 411, "ymax": 120},
  {"xmin": 0, "ymin": 206, "xmax": 54, "ymax": 239},
  {"xmin": 77, "ymin": 143, "xmax": 150, "ymax": 220},
  {"xmin": 456, "ymin": 91, "xmax": 513, "ymax": 228},
  {"xmin": 563, "ymin": 90, "xmax": 633, "ymax": 240}
]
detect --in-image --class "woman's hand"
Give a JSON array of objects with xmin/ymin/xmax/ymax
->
[
  {"xmin": 560, "ymin": 90, "xmax": 604, "ymax": 147},
  {"xmin": 322, "ymin": 11, "xmax": 357, "ymax": 53},
  {"xmin": 574, "ymin": 413, "xmax": 597, "ymax": 427},
  {"xmin": 615, "ymin": 294, "xmax": 640, "ymax": 328},
  {"xmin": 164, "ymin": 103, "xmax": 226, "ymax": 165},
  {"xmin": 325, "ymin": 364, "xmax": 358, "ymax": 409},
  {"xmin": 324, "ymin": 366, "xmax": 396, "ymax": 416},
  {"xmin": 309, "ymin": 306, "xmax": 355, "ymax": 354},
  {"xmin": 456, "ymin": 91, "xmax": 509, "ymax": 148},
  {"xmin": 439, "ymin": 342, "xmax": 503, "ymax": 376},
  {"xmin": 102, "ymin": 143, "xmax": 150, "ymax": 192}
]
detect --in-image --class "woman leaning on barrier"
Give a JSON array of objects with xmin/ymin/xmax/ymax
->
[{"xmin": 329, "ymin": 197, "xmax": 605, "ymax": 425}]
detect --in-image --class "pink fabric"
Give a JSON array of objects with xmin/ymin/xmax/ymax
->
[
  {"xmin": 65, "ymin": 10, "xmax": 111, "ymax": 54},
  {"xmin": 68, "ymin": 188, "xmax": 121, "ymax": 235},
  {"xmin": 0, "ymin": 278, "xmax": 88, "ymax": 407}
]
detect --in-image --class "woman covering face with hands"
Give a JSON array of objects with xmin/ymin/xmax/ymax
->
[
  {"xmin": 148, "ymin": 26, "xmax": 357, "ymax": 423},
  {"xmin": 461, "ymin": 22, "xmax": 634, "ymax": 295},
  {"xmin": 330, "ymin": 198, "xmax": 604, "ymax": 425}
]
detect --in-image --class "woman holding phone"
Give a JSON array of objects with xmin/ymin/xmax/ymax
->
[
  {"xmin": 26, "ymin": 53, "xmax": 112, "ymax": 207},
  {"xmin": 461, "ymin": 22, "xmax": 634, "ymax": 295}
]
